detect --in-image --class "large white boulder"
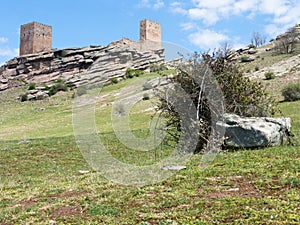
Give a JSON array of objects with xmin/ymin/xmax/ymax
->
[{"xmin": 217, "ymin": 114, "xmax": 291, "ymax": 148}]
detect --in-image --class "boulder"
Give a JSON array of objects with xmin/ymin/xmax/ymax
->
[
  {"xmin": 36, "ymin": 91, "xmax": 49, "ymax": 100},
  {"xmin": 27, "ymin": 94, "xmax": 36, "ymax": 101},
  {"xmin": 27, "ymin": 89, "xmax": 38, "ymax": 94},
  {"xmin": 0, "ymin": 83, "xmax": 8, "ymax": 91},
  {"xmin": 217, "ymin": 114, "xmax": 291, "ymax": 148},
  {"xmin": 248, "ymin": 49, "xmax": 257, "ymax": 54}
]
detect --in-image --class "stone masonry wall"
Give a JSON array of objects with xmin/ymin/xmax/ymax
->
[
  {"xmin": 140, "ymin": 19, "xmax": 162, "ymax": 43},
  {"xmin": 20, "ymin": 22, "xmax": 52, "ymax": 56}
]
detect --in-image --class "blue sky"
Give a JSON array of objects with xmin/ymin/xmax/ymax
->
[{"xmin": 0, "ymin": 0, "xmax": 299, "ymax": 65}]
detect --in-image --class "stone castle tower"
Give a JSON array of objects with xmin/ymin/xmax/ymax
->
[
  {"xmin": 20, "ymin": 22, "xmax": 52, "ymax": 56},
  {"xmin": 140, "ymin": 19, "xmax": 161, "ymax": 43}
]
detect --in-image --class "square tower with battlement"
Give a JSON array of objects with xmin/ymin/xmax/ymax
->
[
  {"xmin": 140, "ymin": 19, "xmax": 161, "ymax": 43},
  {"xmin": 20, "ymin": 22, "xmax": 52, "ymax": 56}
]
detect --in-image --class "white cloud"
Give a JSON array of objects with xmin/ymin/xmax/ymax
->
[
  {"xmin": 192, "ymin": 0, "xmax": 236, "ymax": 9},
  {"xmin": 0, "ymin": 37, "xmax": 8, "ymax": 43},
  {"xmin": 0, "ymin": 48, "xmax": 18, "ymax": 57},
  {"xmin": 232, "ymin": 0, "xmax": 258, "ymax": 14},
  {"xmin": 170, "ymin": 2, "xmax": 187, "ymax": 15},
  {"xmin": 263, "ymin": 1, "xmax": 300, "ymax": 36},
  {"xmin": 153, "ymin": 0, "xmax": 164, "ymax": 9},
  {"xmin": 179, "ymin": 0, "xmax": 300, "ymax": 30},
  {"xmin": 180, "ymin": 22, "xmax": 198, "ymax": 31},
  {"xmin": 138, "ymin": 0, "xmax": 164, "ymax": 9},
  {"xmin": 188, "ymin": 29, "xmax": 230, "ymax": 50},
  {"xmin": 138, "ymin": 0, "xmax": 150, "ymax": 7},
  {"xmin": 259, "ymin": 0, "xmax": 290, "ymax": 17},
  {"xmin": 188, "ymin": 8, "xmax": 219, "ymax": 25},
  {"xmin": 172, "ymin": 0, "xmax": 300, "ymax": 47}
]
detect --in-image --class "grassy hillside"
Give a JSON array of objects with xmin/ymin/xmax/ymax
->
[
  {"xmin": 0, "ymin": 70, "xmax": 300, "ymax": 224},
  {"xmin": 239, "ymin": 41, "xmax": 300, "ymax": 101}
]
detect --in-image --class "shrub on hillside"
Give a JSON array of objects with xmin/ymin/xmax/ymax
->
[
  {"xmin": 134, "ymin": 69, "xmax": 144, "ymax": 77},
  {"xmin": 240, "ymin": 56, "xmax": 251, "ymax": 62},
  {"xmin": 282, "ymin": 83, "xmax": 300, "ymax": 102},
  {"xmin": 20, "ymin": 93, "xmax": 28, "ymax": 102},
  {"xmin": 150, "ymin": 63, "xmax": 168, "ymax": 73},
  {"xmin": 111, "ymin": 77, "xmax": 118, "ymax": 84},
  {"xmin": 48, "ymin": 79, "xmax": 68, "ymax": 96},
  {"xmin": 125, "ymin": 68, "xmax": 145, "ymax": 78},
  {"xmin": 264, "ymin": 72, "xmax": 275, "ymax": 80},
  {"xmin": 157, "ymin": 51, "xmax": 277, "ymax": 153},
  {"xmin": 28, "ymin": 83, "xmax": 36, "ymax": 90},
  {"xmin": 125, "ymin": 68, "xmax": 135, "ymax": 78}
]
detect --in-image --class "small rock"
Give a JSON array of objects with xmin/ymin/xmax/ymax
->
[
  {"xmin": 0, "ymin": 84, "xmax": 8, "ymax": 91},
  {"xmin": 33, "ymin": 108, "xmax": 46, "ymax": 111},
  {"xmin": 36, "ymin": 91, "xmax": 49, "ymax": 100},
  {"xmin": 162, "ymin": 166, "xmax": 186, "ymax": 171},
  {"xmin": 49, "ymin": 220, "xmax": 57, "ymax": 225},
  {"xmin": 27, "ymin": 94, "xmax": 36, "ymax": 101},
  {"xmin": 248, "ymin": 49, "xmax": 257, "ymax": 54},
  {"xmin": 78, "ymin": 170, "xmax": 90, "ymax": 174},
  {"xmin": 0, "ymin": 79, "xmax": 8, "ymax": 83},
  {"xmin": 36, "ymin": 86, "xmax": 47, "ymax": 91},
  {"xmin": 17, "ymin": 140, "xmax": 30, "ymax": 145},
  {"xmin": 226, "ymin": 187, "xmax": 240, "ymax": 192},
  {"xmin": 27, "ymin": 89, "xmax": 38, "ymax": 95}
]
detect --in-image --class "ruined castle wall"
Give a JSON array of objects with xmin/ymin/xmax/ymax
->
[
  {"xmin": 140, "ymin": 19, "xmax": 162, "ymax": 42},
  {"xmin": 20, "ymin": 22, "xmax": 52, "ymax": 56}
]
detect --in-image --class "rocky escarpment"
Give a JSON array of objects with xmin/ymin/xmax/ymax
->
[{"xmin": 0, "ymin": 40, "xmax": 164, "ymax": 91}]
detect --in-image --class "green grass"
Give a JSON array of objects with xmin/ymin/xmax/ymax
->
[{"xmin": 0, "ymin": 72, "xmax": 299, "ymax": 224}]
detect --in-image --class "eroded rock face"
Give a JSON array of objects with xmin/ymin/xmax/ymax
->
[
  {"xmin": 0, "ymin": 40, "xmax": 165, "ymax": 91},
  {"xmin": 217, "ymin": 114, "xmax": 291, "ymax": 148}
]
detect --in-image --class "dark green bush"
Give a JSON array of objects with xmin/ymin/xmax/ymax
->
[
  {"xmin": 264, "ymin": 72, "xmax": 275, "ymax": 80},
  {"xmin": 135, "ymin": 69, "xmax": 144, "ymax": 77},
  {"xmin": 125, "ymin": 68, "xmax": 145, "ymax": 78},
  {"xmin": 48, "ymin": 79, "xmax": 68, "ymax": 96},
  {"xmin": 28, "ymin": 83, "xmax": 36, "ymax": 90},
  {"xmin": 20, "ymin": 94, "xmax": 28, "ymax": 102},
  {"xmin": 111, "ymin": 77, "xmax": 118, "ymax": 84},
  {"xmin": 282, "ymin": 83, "xmax": 300, "ymax": 102},
  {"xmin": 125, "ymin": 68, "xmax": 135, "ymax": 78},
  {"xmin": 150, "ymin": 63, "xmax": 168, "ymax": 73},
  {"xmin": 240, "ymin": 56, "xmax": 250, "ymax": 62},
  {"xmin": 255, "ymin": 66, "xmax": 260, "ymax": 71},
  {"xmin": 43, "ymin": 84, "xmax": 50, "ymax": 90}
]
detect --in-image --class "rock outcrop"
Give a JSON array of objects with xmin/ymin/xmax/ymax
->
[
  {"xmin": 0, "ymin": 39, "xmax": 165, "ymax": 91},
  {"xmin": 217, "ymin": 114, "xmax": 291, "ymax": 148}
]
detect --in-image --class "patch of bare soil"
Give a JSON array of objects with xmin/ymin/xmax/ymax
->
[
  {"xmin": 50, "ymin": 205, "xmax": 83, "ymax": 218},
  {"xmin": 18, "ymin": 190, "xmax": 89, "ymax": 208},
  {"xmin": 200, "ymin": 176, "xmax": 282, "ymax": 199}
]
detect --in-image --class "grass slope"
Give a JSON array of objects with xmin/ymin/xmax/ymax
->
[{"xmin": 0, "ymin": 73, "xmax": 299, "ymax": 224}]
